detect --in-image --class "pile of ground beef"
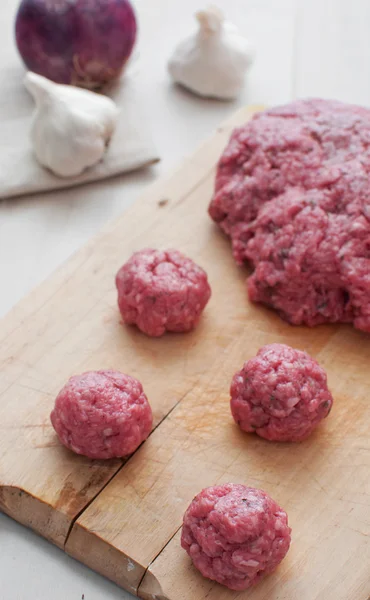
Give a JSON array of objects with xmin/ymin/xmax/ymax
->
[
  {"xmin": 181, "ymin": 483, "xmax": 291, "ymax": 590},
  {"xmin": 116, "ymin": 248, "xmax": 211, "ymax": 337},
  {"xmin": 230, "ymin": 343, "xmax": 333, "ymax": 442},
  {"xmin": 209, "ymin": 99, "xmax": 370, "ymax": 332}
]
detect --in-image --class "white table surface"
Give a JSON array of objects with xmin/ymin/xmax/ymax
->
[{"xmin": 1, "ymin": 0, "xmax": 370, "ymax": 598}]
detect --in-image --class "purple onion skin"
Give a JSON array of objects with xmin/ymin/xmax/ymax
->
[{"xmin": 15, "ymin": 0, "xmax": 137, "ymax": 89}]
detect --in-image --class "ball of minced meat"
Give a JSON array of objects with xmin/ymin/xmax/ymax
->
[
  {"xmin": 50, "ymin": 370, "xmax": 153, "ymax": 459},
  {"xmin": 115, "ymin": 248, "xmax": 211, "ymax": 337},
  {"xmin": 230, "ymin": 343, "xmax": 333, "ymax": 442},
  {"xmin": 181, "ymin": 483, "xmax": 291, "ymax": 591}
]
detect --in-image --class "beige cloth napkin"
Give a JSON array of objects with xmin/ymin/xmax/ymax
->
[{"xmin": 0, "ymin": 64, "xmax": 159, "ymax": 199}]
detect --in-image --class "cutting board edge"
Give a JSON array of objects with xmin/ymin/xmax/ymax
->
[
  {"xmin": 138, "ymin": 567, "xmax": 168, "ymax": 600},
  {"xmin": 0, "ymin": 483, "xmax": 69, "ymax": 548},
  {"xmin": 137, "ymin": 526, "xmax": 183, "ymax": 600},
  {"xmin": 65, "ymin": 522, "xmax": 144, "ymax": 595}
]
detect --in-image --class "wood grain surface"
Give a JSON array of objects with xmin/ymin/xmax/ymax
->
[
  {"xmin": 1, "ymin": 105, "xmax": 369, "ymax": 600},
  {"xmin": 138, "ymin": 328, "xmax": 370, "ymax": 600},
  {"xmin": 64, "ymin": 112, "xmax": 369, "ymax": 597}
]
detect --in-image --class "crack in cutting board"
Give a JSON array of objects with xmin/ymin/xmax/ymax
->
[{"xmin": 1, "ymin": 106, "xmax": 369, "ymax": 599}]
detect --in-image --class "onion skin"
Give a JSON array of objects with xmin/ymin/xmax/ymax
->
[{"xmin": 15, "ymin": 0, "xmax": 137, "ymax": 89}]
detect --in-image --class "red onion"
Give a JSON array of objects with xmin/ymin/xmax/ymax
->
[{"xmin": 15, "ymin": 0, "xmax": 137, "ymax": 89}]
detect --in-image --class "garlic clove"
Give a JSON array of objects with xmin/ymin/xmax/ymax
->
[
  {"xmin": 168, "ymin": 6, "xmax": 254, "ymax": 101},
  {"xmin": 24, "ymin": 72, "xmax": 119, "ymax": 178}
]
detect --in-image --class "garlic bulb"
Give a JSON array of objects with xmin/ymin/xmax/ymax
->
[
  {"xmin": 168, "ymin": 6, "xmax": 254, "ymax": 100},
  {"xmin": 24, "ymin": 72, "xmax": 119, "ymax": 178}
]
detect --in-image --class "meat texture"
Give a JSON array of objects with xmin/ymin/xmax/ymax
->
[
  {"xmin": 50, "ymin": 370, "xmax": 152, "ymax": 459},
  {"xmin": 181, "ymin": 483, "xmax": 291, "ymax": 590},
  {"xmin": 230, "ymin": 343, "xmax": 333, "ymax": 442},
  {"xmin": 116, "ymin": 248, "xmax": 211, "ymax": 337},
  {"xmin": 209, "ymin": 99, "xmax": 370, "ymax": 332}
]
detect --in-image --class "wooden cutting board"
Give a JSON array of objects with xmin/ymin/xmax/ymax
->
[{"xmin": 1, "ymin": 106, "xmax": 369, "ymax": 600}]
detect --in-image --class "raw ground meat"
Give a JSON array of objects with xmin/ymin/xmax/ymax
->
[
  {"xmin": 50, "ymin": 370, "xmax": 152, "ymax": 459},
  {"xmin": 181, "ymin": 483, "xmax": 291, "ymax": 591},
  {"xmin": 115, "ymin": 248, "xmax": 211, "ymax": 337},
  {"xmin": 230, "ymin": 343, "xmax": 333, "ymax": 442},
  {"xmin": 209, "ymin": 98, "xmax": 370, "ymax": 332}
]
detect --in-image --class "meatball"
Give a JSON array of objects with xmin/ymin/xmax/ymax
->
[
  {"xmin": 209, "ymin": 99, "xmax": 370, "ymax": 333},
  {"xmin": 50, "ymin": 370, "xmax": 152, "ymax": 459},
  {"xmin": 181, "ymin": 483, "xmax": 291, "ymax": 591},
  {"xmin": 115, "ymin": 248, "xmax": 211, "ymax": 337},
  {"xmin": 230, "ymin": 343, "xmax": 333, "ymax": 442}
]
